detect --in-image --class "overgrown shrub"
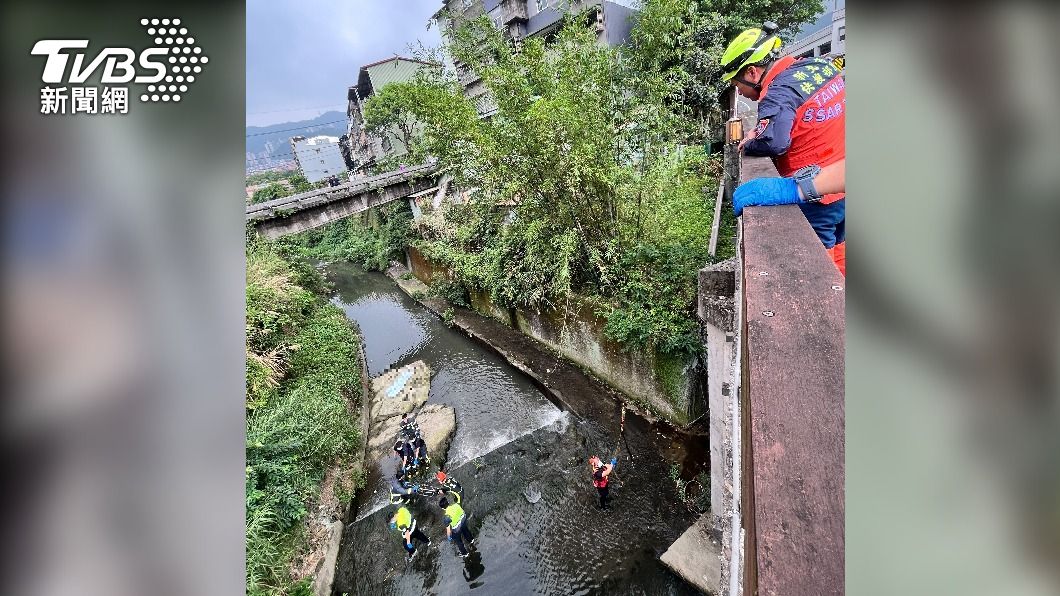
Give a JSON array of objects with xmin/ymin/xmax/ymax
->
[
  {"xmin": 245, "ymin": 240, "xmax": 363, "ymax": 595},
  {"xmin": 289, "ymin": 202, "xmax": 413, "ymax": 271}
]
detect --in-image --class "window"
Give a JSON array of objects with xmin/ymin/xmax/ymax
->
[
  {"xmin": 536, "ymin": 0, "xmax": 547, "ymax": 11},
  {"xmin": 819, "ymin": 41, "xmax": 832, "ymax": 56},
  {"xmin": 798, "ymin": 50, "xmax": 814, "ymax": 59},
  {"xmin": 838, "ymin": 26, "xmax": 846, "ymax": 41}
]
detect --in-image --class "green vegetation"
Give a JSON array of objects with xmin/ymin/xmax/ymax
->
[
  {"xmin": 363, "ymin": 12, "xmax": 743, "ymax": 356},
  {"xmin": 246, "ymin": 239, "xmax": 364, "ymax": 595},
  {"xmin": 296, "ymin": 0, "xmax": 817, "ymax": 359},
  {"xmin": 247, "ymin": 168, "xmax": 298, "ymax": 187},
  {"xmin": 288, "ymin": 202, "xmax": 413, "ymax": 271},
  {"xmin": 629, "ymin": 0, "xmax": 823, "ymax": 132},
  {"xmin": 250, "ymin": 172, "xmax": 319, "ymax": 204}
]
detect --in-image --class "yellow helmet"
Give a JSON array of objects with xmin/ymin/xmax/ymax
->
[{"xmin": 720, "ymin": 22, "xmax": 782, "ymax": 82}]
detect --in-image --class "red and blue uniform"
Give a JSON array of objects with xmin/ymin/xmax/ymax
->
[{"xmin": 744, "ymin": 55, "xmax": 846, "ymax": 274}]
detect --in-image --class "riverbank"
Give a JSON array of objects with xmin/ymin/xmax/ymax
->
[
  {"xmin": 245, "ymin": 241, "xmax": 367, "ymax": 596},
  {"xmin": 386, "ymin": 261, "xmax": 707, "ymax": 440}
]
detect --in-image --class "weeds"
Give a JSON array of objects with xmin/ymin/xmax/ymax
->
[{"xmin": 246, "ymin": 240, "xmax": 364, "ymax": 595}]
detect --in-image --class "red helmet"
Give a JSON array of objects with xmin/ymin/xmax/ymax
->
[{"xmin": 436, "ymin": 470, "xmax": 447, "ymax": 483}]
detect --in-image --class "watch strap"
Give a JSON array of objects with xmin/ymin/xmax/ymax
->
[{"xmin": 794, "ymin": 164, "xmax": 823, "ymax": 202}]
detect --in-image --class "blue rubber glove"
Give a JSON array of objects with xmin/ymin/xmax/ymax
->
[
  {"xmin": 610, "ymin": 458, "xmax": 617, "ymax": 467},
  {"xmin": 732, "ymin": 176, "xmax": 801, "ymax": 217},
  {"xmin": 414, "ymin": 458, "xmax": 419, "ymax": 466},
  {"xmin": 447, "ymin": 535, "xmax": 453, "ymax": 542},
  {"xmin": 412, "ymin": 485, "xmax": 419, "ymax": 493}
]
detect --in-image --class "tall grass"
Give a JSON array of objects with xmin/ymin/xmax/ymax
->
[{"xmin": 246, "ymin": 240, "xmax": 363, "ymax": 595}]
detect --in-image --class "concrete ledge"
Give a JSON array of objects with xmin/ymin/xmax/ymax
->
[
  {"xmin": 312, "ymin": 520, "xmax": 343, "ymax": 596},
  {"xmin": 741, "ymin": 204, "xmax": 845, "ymax": 596},
  {"xmin": 660, "ymin": 513, "xmax": 723, "ymax": 595},
  {"xmin": 698, "ymin": 257, "xmax": 737, "ymax": 333}
]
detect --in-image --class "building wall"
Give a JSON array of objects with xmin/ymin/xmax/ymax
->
[
  {"xmin": 291, "ymin": 136, "xmax": 347, "ymax": 183},
  {"xmin": 782, "ymin": 0, "xmax": 846, "ymax": 59}
]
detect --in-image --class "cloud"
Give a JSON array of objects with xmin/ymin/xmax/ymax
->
[{"xmin": 246, "ymin": 0, "xmax": 442, "ymax": 127}]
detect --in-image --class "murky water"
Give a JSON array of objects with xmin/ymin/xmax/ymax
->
[{"xmin": 328, "ymin": 263, "xmax": 703, "ymax": 596}]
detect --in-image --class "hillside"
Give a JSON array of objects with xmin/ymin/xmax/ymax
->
[{"xmin": 246, "ymin": 110, "xmax": 347, "ymax": 170}]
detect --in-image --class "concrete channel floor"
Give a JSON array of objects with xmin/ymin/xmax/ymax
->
[{"xmin": 659, "ymin": 513, "xmax": 723, "ymax": 595}]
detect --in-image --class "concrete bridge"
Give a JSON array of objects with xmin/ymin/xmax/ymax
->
[
  {"xmin": 246, "ymin": 163, "xmax": 441, "ymax": 239},
  {"xmin": 662, "ymin": 139, "xmax": 845, "ymax": 593}
]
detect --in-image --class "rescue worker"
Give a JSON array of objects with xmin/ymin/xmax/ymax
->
[
  {"xmin": 411, "ymin": 431, "xmax": 429, "ymax": 468},
  {"xmin": 435, "ymin": 469, "xmax": 461, "ymax": 493},
  {"xmin": 388, "ymin": 477, "xmax": 417, "ymax": 505},
  {"xmin": 439, "ymin": 496, "xmax": 475, "ymax": 558},
  {"xmin": 393, "ymin": 439, "xmax": 413, "ymax": 479},
  {"xmin": 435, "ymin": 469, "xmax": 463, "ymax": 504},
  {"xmin": 588, "ymin": 455, "xmax": 616, "ymax": 510},
  {"xmin": 389, "ymin": 505, "xmax": 431, "ymax": 562},
  {"xmin": 721, "ymin": 22, "xmax": 846, "ymax": 275}
]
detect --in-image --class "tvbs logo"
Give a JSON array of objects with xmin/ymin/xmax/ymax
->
[
  {"xmin": 33, "ymin": 40, "xmax": 168, "ymax": 84},
  {"xmin": 32, "ymin": 18, "xmax": 208, "ymax": 114}
]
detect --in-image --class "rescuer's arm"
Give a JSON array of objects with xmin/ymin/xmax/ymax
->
[
  {"xmin": 733, "ymin": 160, "xmax": 845, "ymax": 216},
  {"xmin": 740, "ymin": 95, "xmax": 795, "ymax": 157},
  {"xmin": 805, "ymin": 159, "xmax": 844, "ymax": 196}
]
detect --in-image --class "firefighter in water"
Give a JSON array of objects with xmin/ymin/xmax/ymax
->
[
  {"xmin": 588, "ymin": 455, "xmax": 616, "ymax": 510},
  {"xmin": 723, "ymin": 22, "xmax": 847, "ymax": 275}
]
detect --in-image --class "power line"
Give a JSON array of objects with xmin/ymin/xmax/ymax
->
[
  {"xmin": 245, "ymin": 146, "xmax": 346, "ymax": 164},
  {"xmin": 245, "ymin": 119, "xmax": 347, "ymax": 137},
  {"xmin": 247, "ymin": 103, "xmax": 346, "ymax": 116}
]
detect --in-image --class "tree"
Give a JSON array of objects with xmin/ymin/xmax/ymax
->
[
  {"xmin": 361, "ymin": 74, "xmax": 481, "ymax": 168},
  {"xmin": 627, "ymin": 0, "xmax": 824, "ymax": 138},
  {"xmin": 252, "ymin": 182, "xmax": 290, "ymax": 204}
]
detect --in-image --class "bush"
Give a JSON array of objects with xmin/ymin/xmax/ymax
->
[
  {"xmin": 245, "ymin": 240, "xmax": 363, "ymax": 595},
  {"xmin": 289, "ymin": 202, "xmax": 413, "ymax": 271}
]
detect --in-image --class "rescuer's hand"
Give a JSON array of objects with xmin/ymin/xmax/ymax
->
[{"xmin": 733, "ymin": 177, "xmax": 801, "ymax": 216}]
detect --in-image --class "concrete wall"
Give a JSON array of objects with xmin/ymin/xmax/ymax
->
[
  {"xmin": 406, "ymin": 247, "xmax": 698, "ymax": 424},
  {"xmin": 468, "ymin": 288, "xmax": 514, "ymax": 326},
  {"xmin": 513, "ymin": 297, "xmax": 693, "ymax": 423}
]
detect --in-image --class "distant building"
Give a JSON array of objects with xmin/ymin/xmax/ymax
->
[
  {"xmin": 433, "ymin": 0, "xmax": 639, "ymax": 117},
  {"xmin": 342, "ymin": 57, "xmax": 442, "ymax": 174},
  {"xmin": 782, "ymin": 0, "xmax": 845, "ymax": 60},
  {"xmin": 290, "ymin": 135, "xmax": 346, "ymax": 184}
]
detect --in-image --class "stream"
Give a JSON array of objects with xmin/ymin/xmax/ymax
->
[{"xmin": 327, "ymin": 263, "xmax": 705, "ymax": 596}]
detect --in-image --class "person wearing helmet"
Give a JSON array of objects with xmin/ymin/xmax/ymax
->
[
  {"xmin": 437, "ymin": 472, "xmax": 463, "ymax": 506},
  {"xmin": 721, "ymin": 22, "xmax": 847, "ymax": 275},
  {"xmin": 389, "ymin": 505, "xmax": 431, "ymax": 563},
  {"xmin": 588, "ymin": 455, "xmax": 616, "ymax": 510},
  {"xmin": 439, "ymin": 496, "xmax": 476, "ymax": 558},
  {"xmin": 435, "ymin": 469, "xmax": 462, "ymax": 494}
]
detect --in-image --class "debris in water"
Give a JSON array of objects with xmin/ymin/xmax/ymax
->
[{"xmin": 524, "ymin": 481, "xmax": 542, "ymax": 504}]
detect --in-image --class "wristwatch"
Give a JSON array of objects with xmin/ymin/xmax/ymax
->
[{"xmin": 793, "ymin": 164, "xmax": 823, "ymax": 202}]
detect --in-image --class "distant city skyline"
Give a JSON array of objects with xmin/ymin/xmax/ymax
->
[{"xmin": 246, "ymin": 1, "xmax": 442, "ymax": 127}]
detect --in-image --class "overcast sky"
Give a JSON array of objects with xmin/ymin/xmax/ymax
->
[{"xmin": 246, "ymin": 1, "xmax": 443, "ymax": 127}]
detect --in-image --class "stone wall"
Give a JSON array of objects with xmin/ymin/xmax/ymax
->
[{"xmin": 406, "ymin": 247, "xmax": 699, "ymax": 425}]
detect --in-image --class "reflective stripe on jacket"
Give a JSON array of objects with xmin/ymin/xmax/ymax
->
[{"xmin": 444, "ymin": 503, "xmax": 465, "ymax": 529}]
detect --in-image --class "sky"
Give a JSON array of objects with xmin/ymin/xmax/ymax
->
[{"xmin": 246, "ymin": 1, "xmax": 443, "ymax": 127}]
